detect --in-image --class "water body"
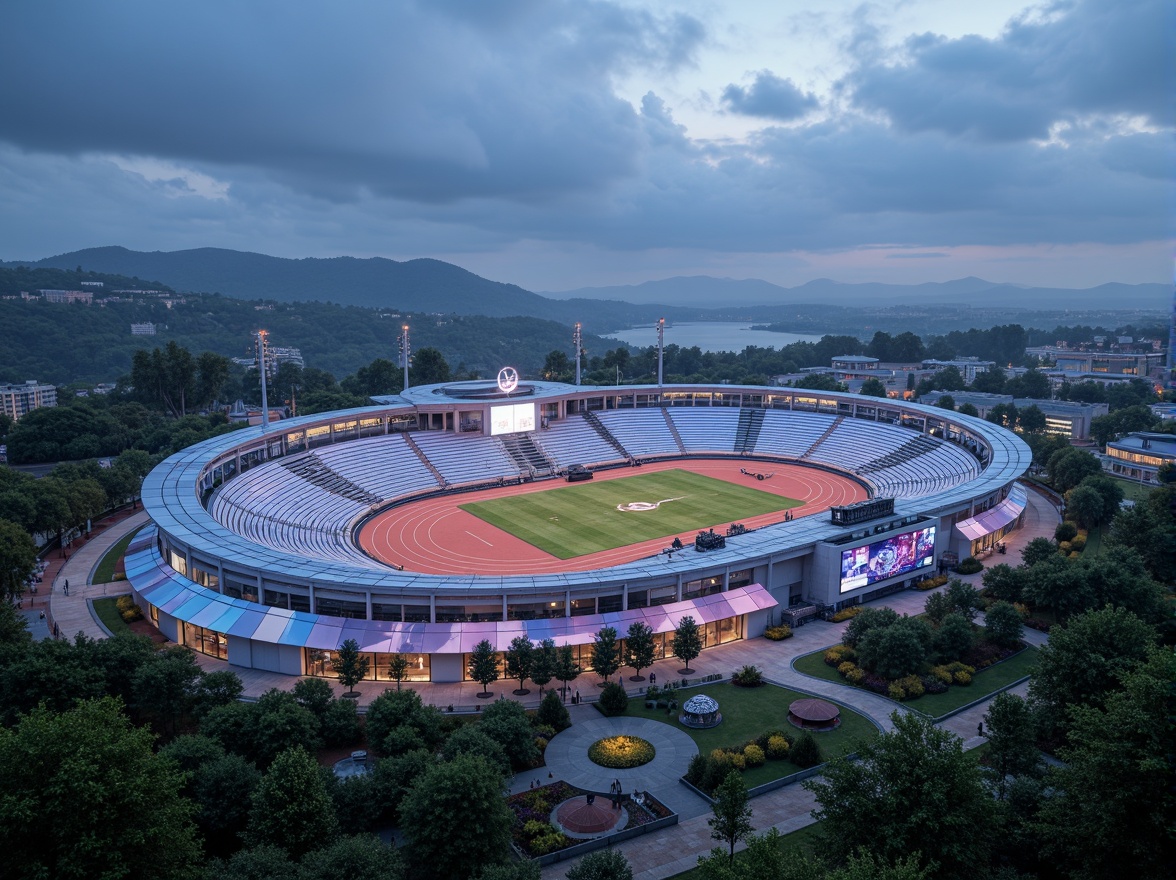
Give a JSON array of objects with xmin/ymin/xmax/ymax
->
[{"xmin": 603, "ymin": 322, "xmax": 822, "ymax": 353}]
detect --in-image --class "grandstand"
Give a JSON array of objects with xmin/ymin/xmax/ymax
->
[{"xmin": 131, "ymin": 380, "xmax": 1031, "ymax": 681}]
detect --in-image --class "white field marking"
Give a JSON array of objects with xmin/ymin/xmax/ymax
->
[
  {"xmin": 616, "ymin": 496, "xmax": 687, "ymax": 512},
  {"xmin": 465, "ymin": 530, "xmax": 494, "ymax": 546}
]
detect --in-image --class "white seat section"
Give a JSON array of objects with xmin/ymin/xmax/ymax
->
[
  {"xmin": 667, "ymin": 409, "xmax": 741, "ymax": 453},
  {"xmin": 412, "ymin": 430, "xmax": 517, "ymax": 486},
  {"xmin": 316, "ymin": 433, "xmax": 440, "ymax": 499},
  {"xmin": 753, "ymin": 411, "xmax": 837, "ymax": 457},
  {"xmin": 534, "ymin": 417, "xmax": 624, "ymax": 467},
  {"xmin": 597, "ymin": 409, "xmax": 679, "ymax": 457}
]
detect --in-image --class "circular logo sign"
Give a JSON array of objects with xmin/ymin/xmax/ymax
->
[{"xmin": 497, "ymin": 366, "xmax": 519, "ymax": 394}]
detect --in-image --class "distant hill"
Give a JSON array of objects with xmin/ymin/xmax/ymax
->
[{"xmin": 547, "ymin": 275, "xmax": 1169, "ymax": 311}]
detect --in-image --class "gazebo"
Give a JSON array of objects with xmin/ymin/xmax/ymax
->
[
  {"xmin": 679, "ymin": 694, "xmax": 722, "ymax": 728},
  {"xmin": 788, "ymin": 698, "xmax": 841, "ymax": 730}
]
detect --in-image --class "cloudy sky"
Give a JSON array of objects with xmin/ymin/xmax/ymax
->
[{"xmin": 0, "ymin": 0, "xmax": 1171, "ymax": 290}]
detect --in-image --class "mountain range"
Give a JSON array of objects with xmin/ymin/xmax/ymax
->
[{"xmin": 3, "ymin": 246, "xmax": 1167, "ymax": 325}]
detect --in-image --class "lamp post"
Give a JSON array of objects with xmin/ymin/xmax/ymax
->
[
  {"xmin": 573, "ymin": 322, "xmax": 582, "ymax": 386},
  {"xmin": 256, "ymin": 329, "xmax": 270, "ymax": 431},
  {"xmin": 399, "ymin": 324, "xmax": 410, "ymax": 392},
  {"xmin": 657, "ymin": 318, "xmax": 665, "ymax": 386}
]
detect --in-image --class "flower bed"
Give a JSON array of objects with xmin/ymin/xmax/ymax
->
[
  {"xmin": 506, "ymin": 782, "xmax": 671, "ymax": 858},
  {"xmin": 588, "ymin": 735, "xmax": 655, "ymax": 768},
  {"xmin": 914, "ymin": 574, "xmax": 950, "ymax": 591},
  {"xmin": 764, "ymin": 624, "xmax": 793, "ymax": 640}
]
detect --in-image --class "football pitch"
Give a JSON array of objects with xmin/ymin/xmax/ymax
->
[{"xmin": 459, "ymin": 468, "xmax": 801, "ymax": 559}]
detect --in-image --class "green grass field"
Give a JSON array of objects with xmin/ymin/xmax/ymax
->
[{"xmin": 459, "ymin": 469, "xmax": 800, "ymax": 559}]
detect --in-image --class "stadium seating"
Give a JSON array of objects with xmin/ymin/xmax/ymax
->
[
  {"xmin": 412, "ymin": 430, "xmax": 518, "ymax": 486},
  {"xmin": 534, "ymin": 416, "xmax": 626, "ymax": 468},
  {"xmin": 315, "ymin": 433, "xmax": 441, "ymax": 500},
  {"xmin": 596, "ymin": 409, "xmax": 680, "ymax": 457},
  {"xmin": 667, "ymin": 408, "xmax": 741, "ymax": 453}
]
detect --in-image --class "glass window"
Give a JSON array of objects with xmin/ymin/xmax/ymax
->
[{"xmin": 183, "ymin": 622, "xmax": 228, "ymax": 660}]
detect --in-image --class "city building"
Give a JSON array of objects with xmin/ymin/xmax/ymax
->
[
  {"xmin": 1103, "ymin": 432, "xmax": 1176, "ymax": 485},
  {"xmin": 0, "ymin": 380, "xmax": 57, "ymax": 421},
  {"xmin": 130, "ymin": 322, "xmax": 157, "ymax": 336},
  {"xmin": 1026, "ymin": 347, "xmax": 1165, "ymax": 377},
  {"xmin": 127, "ymin": 381, "xmax": 1030, "ymax": 681},
  {"xmin": 36, "ymin": 289, "xmax": 93, "ymax": 305},
  {"xmin": 917, "ymin": 391, "xmax": 1106, "ymax": 440},
  {"xmin": 921, "ymin": 358, "xmax": 996, "ymax": 383}
]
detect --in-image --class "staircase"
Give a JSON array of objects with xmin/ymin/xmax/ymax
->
[
  {"xmin": 859, "ymin": 434, "xmax": 940, "ymax": 473},
  {"xmin": 402, "ymin": 433, "xmax": 447, "ymax": 486},
  {"xmin": 734, "ymin": 408, "xmax": 765, "ymax": 454},
  {"xmin": 582, "ymin": 411, "xmax": 630, "ymax": 459},
  {"xmin": 661, "ymin": 408, "xmax": 686, "ymax": 454},
  {"xmin": 280, "ymin": 454, "xmax": 381, "ymax": 504},
  {"xmin": 801, "ymin": 416, "xmax": 845, "ymax": 459},
  {"xmin": 498, "ymin": 433, "xmax": 555, "ymax": 475}
]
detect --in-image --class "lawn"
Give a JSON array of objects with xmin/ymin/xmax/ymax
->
[
  {"xmin": 1109, "ymin": 476, "xmax": 1154, "ymax": 505},
  {"xmin": 793, "ymin": 646, "xmax": 1039, "ymax": 719},
  {"xmin": 91, "ymin": 595, "xmax": 135, "ymax": 637},
  {"xmin": 460, "ymin": 469, "xmax": 799, "ymax": 559},
  {"xmin": 669, "ymin": 821, "xmax": 823, "ymax": 879},
  {"xmin": 93, "ymin": 531, "xmax": 135, "ymax": 584},
  {"xmin": 622, "ymin": 681, "xmax": 877, "ymax": 789},
  {"xmin": 1081, "ymin": 524, "xmax": 1103, "ymax": 557}
]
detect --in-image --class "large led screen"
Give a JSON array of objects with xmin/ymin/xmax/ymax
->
[
  {"xmin": 839, "ymin": 526, "xmax": 936, "ymax": 593},
  {"xmin": 490, "ymin": 402, "xmax": 536, "ymax": 436}
]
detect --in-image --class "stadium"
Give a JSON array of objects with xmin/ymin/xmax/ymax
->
[{"xmin": 126, "ymin": 379, "xmax": 1032, "ymax": 683}]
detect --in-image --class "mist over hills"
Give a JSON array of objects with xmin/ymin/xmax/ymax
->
[
  {"xmin": 546, "ymin": 275, "xmax": 1169, "ymax": 311},
  {"xmin": 3, "ymin": 247, "xmax": 1166, "ymax": 328}
]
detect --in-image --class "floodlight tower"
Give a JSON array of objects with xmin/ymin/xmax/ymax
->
[
  {"xmin": 256, "ymin": 329, "xmax": 270, "ymax": 430},
  {"xmin": 573, "ymin": 322, "xmax": 582, "ymax": 386},
  {"xmin": 656, "ymin": 317, "xmax": 665, "ymax": 386},
  {"xmin": 399, "ymin": 324, "xmax": 411, "ymax": 392}
]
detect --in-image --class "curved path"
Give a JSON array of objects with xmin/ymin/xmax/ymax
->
[{"xmin": 359, "ymin": 458, "xmax": 865, "ymax": 575}]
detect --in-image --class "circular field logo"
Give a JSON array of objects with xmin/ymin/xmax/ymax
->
[{"xmin": 616, "ymin": 496, "xmax": 684, "ymax": 512}]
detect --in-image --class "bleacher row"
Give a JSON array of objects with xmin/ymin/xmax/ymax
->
[{"xmin": 208, "ymin": 409, "xmax": 982, "ymax": 562}]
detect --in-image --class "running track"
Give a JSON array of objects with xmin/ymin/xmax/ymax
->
[{"xmin": 358, "ymin": 459, "xmax": 866, "ymax": 576}]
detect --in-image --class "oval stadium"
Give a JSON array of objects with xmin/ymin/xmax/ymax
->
[{"xmin": 126, "ymin": 380, "xmax": 1032, "ymax": 683}]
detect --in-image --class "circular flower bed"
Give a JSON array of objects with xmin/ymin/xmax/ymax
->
[{"xmin": 588, "ymin": 735, "xmax": 655, "ymax": 769}]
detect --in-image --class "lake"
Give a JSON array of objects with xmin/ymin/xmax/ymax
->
[{"xmin": 603, "ymin": 322, "xmax": 822, "ymax": 353}]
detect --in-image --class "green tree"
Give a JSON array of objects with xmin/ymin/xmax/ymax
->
[
  {"xmin": 541, "ymin": 349, "xmax": 573, "ymax": 382},
  {"xmin": 0, "ymin": 519, "xmax": 36, "ymax": 601},
  {"xmin": 1069, "ymin": 473, "xmax": 1124, "ymax": 528},
  {"xmin": 1017, "ymin": 404, "xmax": 1047, "ymax": 434},
  {"xmin": 0, "ymin": 697, "xmax": 201, "ymax": 880},
  {"xmin": 554, "ymin": 643, "xmax": 581, "ymax": 699},
  {"xmin": 204, "ymin": 844, "xmax": 295, "ymax": 880},
  {"xmin": 923, "ymin": 591, "xmax": 953, "ymax": 625},
  {"xmin": 983, "ymin": 601, "xmax": 1024, "ymax": 648},
  {"xmin": 1034, "ymin": 648, "xmax": 1175, "ymax": 880},
  {"xmin": 709, "ymin": 770, "xmax": 753, "ymax": 865},
  {"xmin": 933, "ymin": 613, "xmax": 973, "ymax": 662},
  {"xmin": 935, "ymin": 394, "xmax": 956, "ymax": 411},
  {"xmin": 132, "ymin": 645, "xmax": 204, "ymax": 736},
  {"xmin": 335, "ymin": 638, "xmax": 369, "ymax": 696},
  {"xmin": 957, "ymin": 402, "xmax": 979, "ymax": 417},
  {"xmin": 1028, "ymin": 605, "xmax": 1157, "ymax": 740},
  {"xmin": 842, "ymin": 606, "xmax": 900, "ymax": 648},
  {"xmin": 1048, "ymin": 446, "xmax": 1102, "ymax": 494},
  {"xmin": 566, "ymin": 849, "xmax": 634, "ymax": 880},
  {"xmin": 299, "ymin": 835, "xmax": 405, "ymax": 880},
  {"xmin": 386, "ymin": 652, "xmax": 410, "ymax": 691},
  {"xmin": 468, "ymin": 639, "xmax": 500, "ymax": 697},
  {"xmin": 857, "ymin": 618, "xmax": 931, "ymax": 679},
  {"xmin": 190, "ymin": 751, "xmax": 261, "ymax": 855},
  {"xmin": 364, "ymin": 689, "xmax": 444, "ymax": 756},
  {"xmin": 530, "ymin": 637, "xmax": 556, "ymax": 696},
  {"xmin": 590, "ymin": 625, "xmax": 621, "ymax": 683},
  {"xmin": 672, "ymin": 615, "xmax": 703, "ymax": 674},
  {"xmin": 536, "ymin": 688, "xmax": 571, "ymax": 732},
  {"xmin": 504, "ymin": 635, "xmax": 535, "ymax": 695},
  {"xmin": 624, "ymin": 621, "xmax": 656, "ymax": 682},
  {"xmin": 439, "ymin": 725, "xmax": 511, "ymax": 780},
  {"xmin": 805, "ymin": 712, "xmax": 996, "ymax": 880},
  {"xmin": 859, "ymin": 377, "xmax": 888, "ymax": 398},
  {"xmin": 409, "ymin": 347, "xmax": 451, "ymax": 386},
  {"xmin": 245, "ymin": 745, "xmax": 338, "ymax": 858},
  {"xmin": 1018, "ymin": 537, "xmax": 1057, "ymax": 568},
  {"xmin": 292, "ymin": 675, "xmax": 335, "ymax": 717},
  {"xmin": 400, "ymin": 754, "xmax": 513, "ymax": 880},
  {"xmin": 1104, "ymin": 484, "xmax": 1176, "ymax": 582},
  {"xmin": 982, "ymin": 692, "xmax": 1039, "ymax": 799},
  {"xmin": 479, "ymin": 696, "xmax": 540, "ymax": 768}
]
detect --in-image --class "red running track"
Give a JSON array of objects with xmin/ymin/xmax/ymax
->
[
  {"xmin": 357, "ymin": 461, "xmax": 865, "ymax": 576},
  {"xmin": 357, "ymin": 459, "xmax": 867, "ymax": 576}
]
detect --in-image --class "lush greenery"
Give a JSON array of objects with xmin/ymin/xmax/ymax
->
[
  {"xmin": 460, "ymin": 469, "xmax": 798, "ymax": 559},
  {"xmin": 588, "ymin": 735, "xmax": 656, "ymax": 768},
  {"xmin": 94, "ymin": 529, "xmax": 136, "ymax": 583},
  {"xmin": 91, "ymin": 595, "xmax": 137, "ymax": 636}
]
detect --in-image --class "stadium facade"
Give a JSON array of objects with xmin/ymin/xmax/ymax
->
[{"xmin": 127, "ymin": 381, "xmax": 1031, "ymax": 682}]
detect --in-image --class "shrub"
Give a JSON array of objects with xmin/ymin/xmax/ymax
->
[
  {"xmin": 588, "ymin": 735, "xmax": 655, "ymax": 769},
  {"xmin": 824, "ymin": 645, "xmax": 855, "ymax": 666},
  {"xmin": 597, "ymin": 681, "xmax": 628, "ymax": 716},
  {"xmin": 742, "ymin": 744, "xmax": 766, "ymax": 767},
  {"xmin": 728, "ymin": 752, "xmax": 746, "ymax": 771},
  {"xmin": 766, "ymin": 735, "xmax": 790, "ymax": 759},
  {"xmin": 1058, "ymin": 540, "xmax": 1072, "ymax": 554},
  {"xmin": 731, "ymin": 664, "xmax": 765, "ymax": 688},
  {"xmin": 956, "ymin": 556, "xmax": 984, "ymax": 574},
  {"xmin": 830, "ymin": 606, "xmax": 864, "ymax": 623},
  {"xmin": 915, "ymin": 574, "xmax": 950, "ymax": 591},
  {"xmin": 954, "ymin": 670, "xmax": 972, "ymax": 685},
  {"xmin": 1068, "ymin": 534, "xmax": 1086, "ymax": 552},
  {"xmin": 537, "ymin": 690, "xmax": 571, "ymax": 733},
  {"xmin": 319, "ymin": 698, "xmax": 360, "ymax": 747},
  {"xmin": 837, "ymin": 661, "xmax": 857, "ymax": 677},
  {"xmin": 844, "ymin": 665, "xmax": 866, "ymax": 685},
  {"xmin": 929, "ymin": 665, "xmax": 953, "ymax": 685},
  {"xmin": 921, "ymin": 675, "xmax": 948, "ymax": 695},
  {"xmin": 116, "ymin": 594, "xmax": 143, "ymax": 623},
  {"xmin": 764, "ymin": 625, "xmax": 792, "ymax": 641},
  {"xmin": 790, "ymin": 732, "xmax": 823, "ymax": 768},
  {"xmin": 888, "ymin": 681, "xmax": 907, "ymax": 701},
  {"xmin": 1054, "ymin": 521, "xmax": 1078, "ymax": 542},
  {"xmin": 896, "ymin": 674, "xmax": 924, "ymax": 699},
  {"xmin": 685, "ymin": 753, "xmax": 708, "ymax": 785}
]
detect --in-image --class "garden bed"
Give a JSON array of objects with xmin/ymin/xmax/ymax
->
[
  {"xmin": 793, "ymin": 645, "xmax": 1038, "ymax": 718},
  {"xmin": 623, "ymin": 681, "xmax": 876, "ymax": 790},
  {"xmin": 91, "ymin": 595, "xmax": 136, "ymax": 637}
]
